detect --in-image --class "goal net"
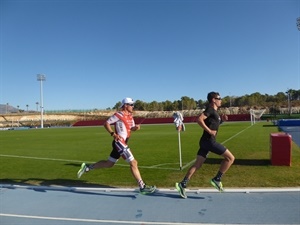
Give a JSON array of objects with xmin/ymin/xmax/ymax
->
[{"xmin": 250, "ymin": 109, "xmax": 266, "ymax": 125}]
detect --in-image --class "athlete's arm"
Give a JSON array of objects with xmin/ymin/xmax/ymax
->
[
  {"xmin": 197, "ymin": 113, "xmax": 217, "ymax": 137},
  {"xmin": 104, "ymin": 115, "xmax": 120, "ymax": 140}
]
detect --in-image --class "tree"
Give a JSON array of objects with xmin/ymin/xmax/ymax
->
[
  {"xmin": 134, "ymin": 100, "xmax": 147, "ymax": 111},
  {"xmin": 108, "ymin": 89, "xmax": 300, "ymax": 112},
  {"xmin": 163, "ymin": 100, "xmax": 174, "ymax": 111}
]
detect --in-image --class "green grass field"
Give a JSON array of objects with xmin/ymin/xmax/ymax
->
[{"xmin": 1, "ymin": 121, "xmax": 299, "ymax": 189}]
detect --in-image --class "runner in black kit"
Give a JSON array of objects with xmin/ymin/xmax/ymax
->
[{"xmin": 175, "ymin": 91, "xmax": 235, "ymax": 198}]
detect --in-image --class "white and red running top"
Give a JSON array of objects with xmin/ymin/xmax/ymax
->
[{"xmin": 106, "ymin": 111, "xmax": 135, "ymax": 141}]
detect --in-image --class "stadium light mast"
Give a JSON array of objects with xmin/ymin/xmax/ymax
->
[
  {"xmin": 286, "ymin": 89, "xmax": 292, "ymax": 116},
  {"xmin": 37, "ymin": 74, "xmax": 46, "ymax": 128}
]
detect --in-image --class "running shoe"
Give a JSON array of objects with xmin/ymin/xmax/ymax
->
[
  {"xmin": 210, "ymin": 179, "xmax": 224, "ymax": 192},
  {"xmin": 77, "ymin": 163, "xmax": 88, "ymax": 178},
  {"xmin": 175, "ymin": 182, "xmax": 187, "ymax": 199},
  {"xmin": 140, "ymin": 185, "xmax": 156, "ymax": 194}
]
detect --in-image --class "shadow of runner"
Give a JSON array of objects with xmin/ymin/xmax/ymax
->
[
  {"xmin": 1, "ymin": 182, "xmax": 138, "ymax": 199},
  {"xmin": 205, "ymin": 158, "xmax": 270, "ymax": 166},
  {"xmin": 144, "ymin": 190, "xmax": 206, "ymax": 199},
  {"xmin": 0, "ymin": 178, "xmax": 115, "ymax": 188}
]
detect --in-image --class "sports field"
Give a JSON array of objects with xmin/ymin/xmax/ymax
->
[{"xmin": 0, "ymin": 121, "xmax": 299, "ymax": 188}]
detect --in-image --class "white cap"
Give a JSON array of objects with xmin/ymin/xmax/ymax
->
[{"xmin": 121, "ymin": 97, "xmax": 134, "ymax": 107}]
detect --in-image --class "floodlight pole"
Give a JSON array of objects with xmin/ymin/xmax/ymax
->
[
  {"xmin": 37, "ymin": 74, "xmax": 46, "ymax": 128},
  {"xmin": 287, "ymin": 91, "xmax": 291, "ymax": 116}
]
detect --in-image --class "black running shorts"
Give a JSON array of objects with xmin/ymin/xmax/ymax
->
[{"xmin": 197, "ymin": 137, "xmax": 227, "ymax": 158}]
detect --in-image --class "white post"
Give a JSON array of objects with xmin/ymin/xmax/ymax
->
[
  {"xmin": 173, "ymin": 111, "xmax": 184, "ymax": 170},
  {"xmin": 250, "ymin": 109, "xmax": 254, "ymax": 125},
  {"xmin": 40, "ymin": 79, "xmax": 44, "ymax": 128},
  {"xmin": 178, "ymin": 130, "xmax": 182, "ymax": 170},
  {"xmin": 37, "ymin": 74, "xmax": 46, "ymax": 128}
]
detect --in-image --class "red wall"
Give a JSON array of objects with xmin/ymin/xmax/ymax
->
[
  {"xmin": 227, "ymin": 114, "xmax": 250, "ymax": 121},
  {"xmin": 73, "ymin": 114, "xmax": 250, "ymax": 127}
]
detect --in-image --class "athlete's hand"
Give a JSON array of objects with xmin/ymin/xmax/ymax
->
[
  {"xmin": 112, "ymin": 133, "xmax": 120, "ymax": 141},
  {"xmin": 177, "ymin": 125, "xmax": 182, "ymax": 132},
  {"xmin": 221, "ymin": 114, "xmax": 228, "ymax": 121},
  {"xmin": 210, "ymin": 130, "xmax": 217, "ymax": 137},
  {"xmin": 132, "ymin": 125, "xmax": 140, "ymax": 131}
]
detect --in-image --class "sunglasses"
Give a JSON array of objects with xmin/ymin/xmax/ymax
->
[
  {"xmin": 126, "ymin": 104, "xmax": 134, "ymax": 106},
  {"xmin": 214, "ymin": 97, "xmax": 222, "ymax": 100}
]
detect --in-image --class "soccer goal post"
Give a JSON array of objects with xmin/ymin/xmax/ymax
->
[{"xmin": 250, "ymin": 109, "xmax": 266, "ymax": 125}]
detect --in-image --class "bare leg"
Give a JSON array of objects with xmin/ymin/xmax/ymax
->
[
  {"xmin": 77, "ymin": 159, "xmax": 115, "ymax": 179},
  {"xmin": 212, "ymin": 149, "xmax": 235, "ymax": 183},
  {"xmin": 185, "ymin": 155, "xmax": 206, "ymax": 180},
  {"xmin": 90, "ymin": 160, "xmax": 115, "ymax": 169},
  {"xmin": 219, "ymin": 149, "xmax": 235, "ymax": 174},
  {"xmin": 89, "ymin": 159, "xmax": 141, "ymax": 179},
  {"xmin": 129, "ymin": 159, "xmax": 142, "ymax": 181}
]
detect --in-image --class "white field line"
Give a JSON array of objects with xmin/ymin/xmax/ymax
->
[
  {"xmin": 0, "ymin": 124, "xmax": 253, "ymax": 171},
  {"xmin": 0, "ymin": 154, "xmax": 179, "ymax": 170},
  {"xmin": 0, "ymin": 154, "xmax": 94, "ymax": 164},
  {"xmin": 220, "ymin": 124, "xmax": 253, "ymax": 144}
]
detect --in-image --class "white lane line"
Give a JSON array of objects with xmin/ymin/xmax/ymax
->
[
  {"xmin": 0, "ymin": 213, "xmax": 231, "ymax": 225},
  {"xmin": 2, "ymin": 213, "xmax": 290, "ymax": 225}
]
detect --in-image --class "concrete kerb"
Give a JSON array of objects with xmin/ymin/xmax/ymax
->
[{"xmin": 1, "ymin": 184, "xmax": 299, "ymax": 194}]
